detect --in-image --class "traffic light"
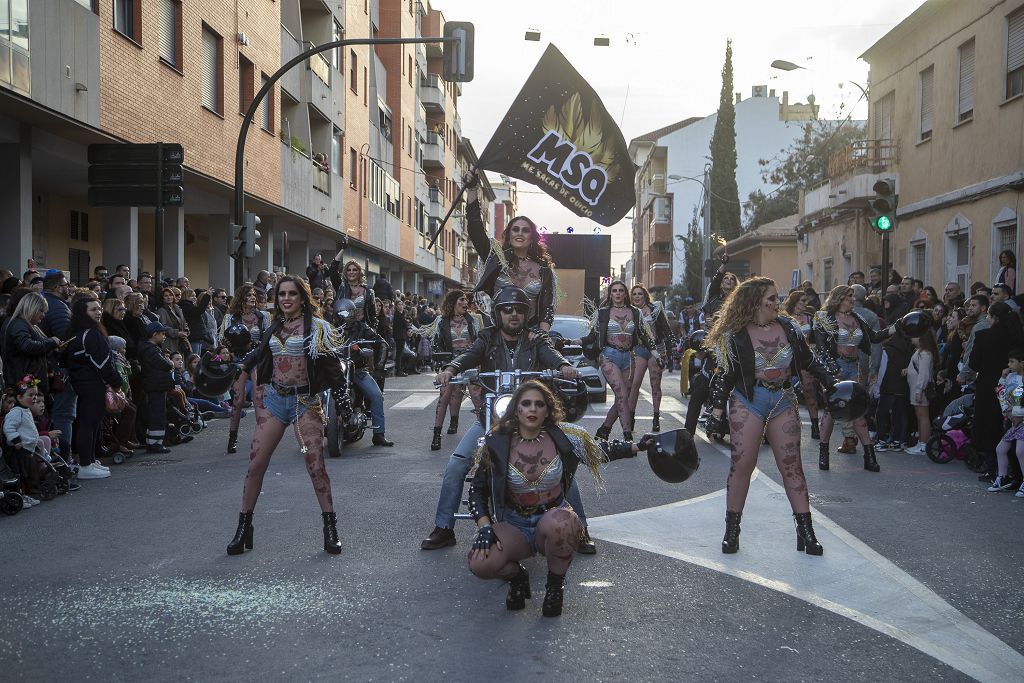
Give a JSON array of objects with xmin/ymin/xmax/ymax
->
[
  {"xmin": 242, "ymin": 211, "xmax": 262, "ymax": 258},
  {"xmin": 869, "ymin": 178, "xmax": 897, "ymax": 233},
  {"xmin": 442, "ymin": 22, "xmax": 474, "ymax": 82}
]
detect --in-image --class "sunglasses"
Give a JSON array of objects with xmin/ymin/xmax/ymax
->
[{"xmin": 497, "ymin": 304, "xmax": 528, "ymax": 315}]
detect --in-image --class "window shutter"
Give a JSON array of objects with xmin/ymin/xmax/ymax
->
[
  {"xmin": 1009, "ymin": 9, "xmax": 1024, "ymax": 72},
  {"xmin": 958, "ymin": 40, "xmax": 974, "ymax": 118},
  {"xmin": 201, "ymin": 29, "xmax": 218, "ymax": 111},
  {"xmin": 920, "ymin": 67, "xmax": 934, "ymax": 137},
  {"xmin": 873, "ymin": 91, "xmax": 893, "ymax": 140},
  {"xmin": 158, "ymin": 0, "xmax": 176, "ymax": 65}
]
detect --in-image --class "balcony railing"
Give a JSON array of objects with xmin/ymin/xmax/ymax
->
[
  {"xmin": 307, "ymin": 44, "xmax": 331, "ymax": 86},
  {"xmin": 313, "ymin": 159, "xmax": 330, "ymax": 195},
  {"xmin": 828, "ymin": 139, "xmax": 898, "ymax": 179},
  {"xmin": 420, "ymin": 74, "xmax": 445, "ymax": 111}
]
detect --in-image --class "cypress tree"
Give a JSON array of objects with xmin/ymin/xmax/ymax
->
[{"xmin": 709, "ymin": 40, "xmax": 741, "ymax": 243}]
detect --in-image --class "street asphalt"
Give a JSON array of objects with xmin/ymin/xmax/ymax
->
[{"xmin": 1, "ymin": 372, "xmax": 1021, "ymax": 682}]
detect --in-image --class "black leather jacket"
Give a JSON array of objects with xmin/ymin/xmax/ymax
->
[
  {"xmin": 708, "ymin": 317, "xmax": 833, "ymax": 410},
  {"xmin": 327, "ymin": 265, "xmax": 378, "ymax": 328},
  {"xmin": 342, "ymin": 319, "xmax": 388, "ymax": 372},
  {"xmin": 643, "ymin": 303, "xmax": 677, "ymax": 348},
  {"xmin": 445, "ymin": 326, "xmax": 570, "ymax": 375},
  {"xmin": 812, "ymin": 310, "xmax": 894, "ymax": 375},
  {"xmin": 432, "ymin": 315, "xmax": 477, "ymax": 353},
  {"xmin": 242, "ymin": 312, "xmax": 343, "ymax": 394},
  {"xmin": 466, "ymin": 199, "xmax": 555, "ymax": 328},
  {"xmin": 467, "ymin": 423, "xmax": 633, "ymax": 523},
  {"xmin": 581, "ymin": 305, "xmax": 657, "ymax": 359}
]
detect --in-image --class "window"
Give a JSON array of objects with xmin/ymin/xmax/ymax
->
[
  {"xmin": 238, "ymin": 54, "xmax": 254, "ymax": 115},
  {"xmin": 201, "ymin": 25, "xmax": 223, "ymax": 114},
  {"xmin": 332, "ymin": 21, "xmax": 343, "ymax": 70},
  {"xmin": 911, "ymin": 242, "xmax": 926, "ymax": 279},
  {"xmin": 113, "ymin": 0, "xmax": 140, "ymax": 42},
  {"xmin": 349, "ymin": 148, "xmax": 358, "ymax": 187},
  {"xmin": 919, "ymin": 66, "xmax": 934, "ymax": 141},
  {"xmin": 69, "ymin": 210, "xmax": 89, "ymax": 241},
  {"xmin": 363, "ymin": 66, "xmax": 368, "ymax": 106},
  {"xmin": 260, "ymin": 74, "xmax": 274, "ymax": 132},
  {"xmin": 331, "ymin": 130, "xmax": 341, "ymax": 175},
  {"xmin": 1008, "ymin": 7, "xmax": 1024, "ymax": 99},
  {"xmin": 157, "ymin": 0, "xmax": 181, "ymax": 70},
  {"xmin": 407, "ymin": 125, "xmax": 412, "ymax": 156},
  {"xmin": 69, "ymin": 248, "xmax": 91, "ymax": 286},
  {"xmin": 956, "ymin": 39, "xmax": 974, "ymax": 123},
  {"xmin": 873, "ymin": 90, "xmax": 895, "ymax": 140},
  {"xmin": 408, "ymin": 54, "xmax": 413, "ymax": 86},
  {"xmin": 349, "ymin": 50, "xmax": 358, "ymax": 92},
  {"xmin": 822, "ymin": 258, "xmax": 833, "ymax": 292}
]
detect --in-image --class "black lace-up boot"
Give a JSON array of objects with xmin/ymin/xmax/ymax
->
[
  {"xmin": 794, "ymin": 512, "xmax": 824, "ymax": 555},
  {"xmin": 226, "ymin": 511, "xmax": 254, "ymax": 555},
  {"xmin": 721, "ymin": 511, "xmax": 742, "ymax": 554}
]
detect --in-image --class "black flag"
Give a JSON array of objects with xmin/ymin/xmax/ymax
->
[{"xmin": 477, "ymin": 44, "xmax": 636, "ymax": 227}]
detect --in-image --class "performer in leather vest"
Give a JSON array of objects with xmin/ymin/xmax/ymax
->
[
  {"xmin": 226, "ymin": 276, "xmax": 346, "ymax": 557},
  {"xmin": 812, "ymin": 285, "xmax": 897, "ymax": 472},
  {"xmin": 627, "ymin": 284, "xmax": 677, "ymax": 433},
  {"xmin": 704, "ymin": 277, "xmax": 835, "ymax": 557},
  {"xmin": 220, "ymin": 284, "xmax": 270, "ymax": 454},
  {"xmin": 467, "ymin": 380, "xmax": 648, "ymax": 617},
  {"xmin": 420, "ymin": 287, "xmax": 586, "ymax": 552},
  {"xmin": 783, "ymin": 289, "xmax": 821, "ymax": 440},
  {"xmin": 463, "ymin": 171, "xmax": 555, "ymax": 332},
  {"xmin": 430, "ymin": 289, "xmax": 478, "ymax": 451},
  {"xmin": 580, "ymin": 280, "xmax": 657, "ymax": 442}
]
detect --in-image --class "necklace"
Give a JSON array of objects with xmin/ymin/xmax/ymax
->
[
  {"xmin": 755, "ymin": 319, "xmax": 774, "ymax": 329},
  {"xmin": 516, "ymin": 430, "xmax": 545, "ymax": 444}
]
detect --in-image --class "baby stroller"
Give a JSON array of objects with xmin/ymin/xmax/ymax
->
[
  {"xmin": 925, "ymin": 403, "xmax": 983, "ymax": 470},
  {"xmin": 0, "ymin": 463, "xmax": 24, "ymax": 515},
  {"xmin": 34, "ymin": 446, "xmax": 76, "ymax": 500},
  {"xmin": 166, "ymin": 399, "xmax": 205, "ymax": 445}
]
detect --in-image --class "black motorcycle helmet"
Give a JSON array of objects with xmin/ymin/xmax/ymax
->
[
  {"xmin": 223, "ymin": 323, "xmax": 251, "ymax": 354},
  {"xmin": 899, "ymin": 310, "xmax": 932, "ymax": 337},
  {"xmin": 825, "ymin": 380, "xmax": 870, "ymax": 421},
  {"xmin": 687, "ymin": 329, "xmax": 707, "ymax": 352},
  {"xmin": 194, "ymin": 352, "xmax": 239, "ymax": 399},
  {"xmin": 646, "ymin": 429, "xmax": 700, "ymax": 483},
  {"xmin": 333, "ymin": 298, "xmax": 357, "ymax": 325},
  {"xmin": 491, "ymin": 286, "xmax": 530, "ymax": 333}
]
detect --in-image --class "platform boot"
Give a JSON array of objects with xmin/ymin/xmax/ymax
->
[
  {"xmin": 819, "ymin": 442, "xmax": 830, "ymax": 471},
  {"xmin": 595, "ymin": 424, "xmax": 611, "ymax": 441},
  {"xmin": 226, "ymin": 511, "xmax": 254, "ymax": 555},
  {"xmin": 322, "ymin": 512, "xmax": 342, "ymax": 554},
  {"xmin": 810, "ymin": 417, "xmax": 820, "ymax": 441},
  {"xmin": 447, "ymin": 415, "xmax": 459, "ymax": 435},
  {"xmin": 652, "ymin": 412, "xmax": 661, "ymax": 432},
  {"xmin": 430, "ymin": 427, "xmax": 443, "ymax": 451},
  {"xmin": 863, "ymin": 442, "xmax": 881, "ymax": 472},
  {"xmin": 542, "ymin": 571, "xmax": 565, "ymax": 617},
  {"xmin": 226, "ymin": 430, "xmax": 238, "ymax": 454},
  {"xmin": 721, "ymin": 511, "xmax": 742, "ymax": 554},
  {"xmin": 794, "ymin": 512, "xmax": 824, "ymax": 555},
  {"xmin": 506, "ymin": 563, "xmax": 531, "ymax": 611}
]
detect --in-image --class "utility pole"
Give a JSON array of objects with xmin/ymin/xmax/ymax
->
[{"xmin": 701, "ymin": 164, "xmax": 712, "ymax": 297}]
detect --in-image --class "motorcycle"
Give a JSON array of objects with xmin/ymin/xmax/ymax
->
[{"xmin": 324, "ymin": 337, "xmax": 384, "ymax": 458}]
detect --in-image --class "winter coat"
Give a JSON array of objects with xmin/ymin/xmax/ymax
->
[
  {"xmin": 66, "ymin": 326, "xmax": 122, "ymax": 390},
  {"xmin": 138, "ymin": 339, "xmax": 175, "ymax": 392},
  {"xmin": 1, "ymin": 317, "xmax": 59, "ymax": 393}
]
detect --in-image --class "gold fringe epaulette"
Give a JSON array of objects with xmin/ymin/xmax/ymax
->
[
  {"xmin": 560, "ymin": 423, "xmax": 604, "ymax": 486},
  {"xmin": 812, "ymin": 309, "xmax": 836, "ymax": 334},
  {"xmin": 307, "ymin": 317, "xmax": 345, "ymax": 359},
  {"xmin": 710, "ymin": 330, "xmax": 734, "ymax": 375}
]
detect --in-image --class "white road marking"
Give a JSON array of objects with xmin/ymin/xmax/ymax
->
[
  {"xmin": 589, "ymin": 397, "xmax": 1024, "ymax": 681},
  {"xmin": 390, "ymin": 394, "xmax": 438, "ymax": 410}
]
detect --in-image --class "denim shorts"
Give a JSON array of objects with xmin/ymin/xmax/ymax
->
[
  {"xmin": 635, "ymin": 346, "xmax": 652, "ymax": 360},
  {"xmin": 263, "ymin": 386, "xmax": 323, "ymax": 425},
  {"xmin": 504, "ymin": 502, "xmax": 573, "ymax": 553},
  {"xmin": 732, "ymin": 385, "xmax": 794, "ymax": 421},
  {"xmin": 836, "ymin": 357, "xmax": 859, "ymax": 382},
  {"xmin": 600, "ymin": 347, "xmax": 632, "ymax": 371}
]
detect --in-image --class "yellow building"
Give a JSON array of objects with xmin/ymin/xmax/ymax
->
[{"xmin": 715, "ymin": 214, "xmax": 800, "ymax": 290}]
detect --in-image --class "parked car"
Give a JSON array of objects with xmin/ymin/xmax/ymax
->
[{"xmin": 549, "ymin": 314, "xmax": 607, "ymax": 403}]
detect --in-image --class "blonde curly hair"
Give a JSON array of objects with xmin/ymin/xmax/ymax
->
[
  {"xmin": 823, "ymin": 285, "xmax": 854, "ymax": 316},
  {"xmin": 705, "ymin": 277, "xmax": 776, "ymax": 353}
]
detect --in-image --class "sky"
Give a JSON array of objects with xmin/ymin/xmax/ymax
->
[{"xmin": 437, "ymin": 0, "xmax": 927, "ymax": 273}]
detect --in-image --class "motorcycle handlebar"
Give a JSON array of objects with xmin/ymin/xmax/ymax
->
[{"xmin": 433, "ymin": 368, "xmax": 577, "ymax": 389}]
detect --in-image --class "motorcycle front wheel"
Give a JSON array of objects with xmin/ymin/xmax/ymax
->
[{"xmin": 326, "ymin": 392, "xmax": 343, "ymax": 458}]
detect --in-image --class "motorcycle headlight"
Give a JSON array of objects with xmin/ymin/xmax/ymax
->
[{"xmin": 492, "ymin": 395, "xmax": 513, "ymax": 421}]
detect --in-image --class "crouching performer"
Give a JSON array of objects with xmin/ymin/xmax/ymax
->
[{"xmin": 466, "ymin": 380, "xmax": 650, "ymax": 617}]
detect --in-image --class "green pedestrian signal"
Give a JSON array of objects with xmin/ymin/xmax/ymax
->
[{"xmin": 876, "ymin": 215, "xmax": 892, "ymax": 231}]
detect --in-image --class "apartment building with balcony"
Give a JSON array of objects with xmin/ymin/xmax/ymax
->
[
  {"xmin": 488, "ymin": 174, "xmax": 517, "ymax": 241},
  {"xmin": 861, "ymin": 0, "xmax": 1023, "ymax": 292},
  {"xmin": 0, "ymin": 0, "xmax": 477, "ymax": 297},
  {"xmin": 628, "ymin": 88, "xmax": 822, "ymax": 290}
]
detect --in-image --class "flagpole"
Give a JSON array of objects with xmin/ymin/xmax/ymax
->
[{"xmin": 426, "ymin": 180, "xmax": 469, "ymax": 250}]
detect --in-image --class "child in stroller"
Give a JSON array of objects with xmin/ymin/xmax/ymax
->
[
  {"xmin": 925, "ymin": 393, "xmax": 982, "ymax": 469},
  {"xmin": 2, "ymin": 379, "xmax": 77, "ymax": 504}
]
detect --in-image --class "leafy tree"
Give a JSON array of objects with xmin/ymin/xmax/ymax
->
[
  {"xmin": 708, "ymin": 40, "xmax": 742, "ymax": 243},
  {"xmin": 743, "ymin": 115, "xmax": 866, "ymax": 229}
]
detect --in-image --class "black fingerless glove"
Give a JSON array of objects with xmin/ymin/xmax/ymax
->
[{"xmin": 472, "ymin": 525, "xmax": 498, "ymax": 551}]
